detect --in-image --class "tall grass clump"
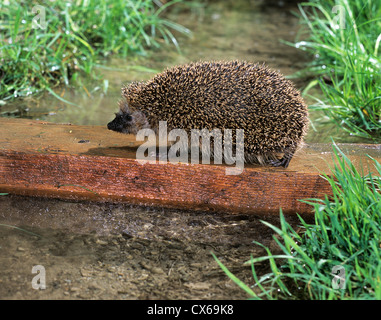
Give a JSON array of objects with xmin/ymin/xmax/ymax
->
[
  {"xmin": 0, "ymin": 0, "xmax": 190, "ymax": 102},
  {"xmin": 292, "ymin": 0, "xmax": 381, "ymax": 140},
  {"xmin": 214, "ymin": 143, "xmax": 381, "ymax": 299}
]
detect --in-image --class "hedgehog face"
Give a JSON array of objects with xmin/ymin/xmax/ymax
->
[
  {"xmin": 107, "ymin": 102, "xmax": 150, "ymax": 135},
  {"xmin": 107, "ymin": 110, "xmax": 133, "ymax": 133}
]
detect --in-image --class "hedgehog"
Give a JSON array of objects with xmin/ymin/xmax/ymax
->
[{"xmin": 107, "ymin": 60, "xmax": 308, "ymax": 168}]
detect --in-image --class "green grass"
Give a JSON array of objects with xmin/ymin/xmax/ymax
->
[
  {"xmin": 214, "ymin": 143, "xmax": 381, "ymax": 299},
  {"xmin": 0, "ymin": 223, "xmax": 42, "ymax": 238},
  {"xmin": 0, "ymin": 0, "xmax": 191, "ymax": 103},
  {"xmin": 290, "ymin": 0, "xmax": 381, "ymax": 140}
]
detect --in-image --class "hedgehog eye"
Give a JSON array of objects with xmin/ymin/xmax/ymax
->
[{"xmin": 123, "ymin": 113, "xmax": 133, "ymax": 122}]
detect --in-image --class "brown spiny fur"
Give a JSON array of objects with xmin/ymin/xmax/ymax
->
[{"xmin": 107, "ymin": 60, "xmax": 309, "ymax": 167}]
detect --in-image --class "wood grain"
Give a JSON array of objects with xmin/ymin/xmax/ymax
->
[{"xmin": 0, "ymin": 118, "xmax": 380, "ymax": 214}]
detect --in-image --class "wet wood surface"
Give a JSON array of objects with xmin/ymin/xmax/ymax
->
[{"xmin": 0, "ymin": 117, "xmax": 380, "ymax": 214}]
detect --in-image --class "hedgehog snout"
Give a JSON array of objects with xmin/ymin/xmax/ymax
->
[
  {"xmin": 107, "ymin": 118, "xmax": 120, "ymax": 131},
  {"xmin": 107, "ymin": 113, "xmax": 132, "ymax": 133}
]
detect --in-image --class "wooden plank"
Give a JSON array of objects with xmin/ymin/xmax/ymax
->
[{"xmin": 0, "ymin": 117, "xmax": 380, "ymax": 214}]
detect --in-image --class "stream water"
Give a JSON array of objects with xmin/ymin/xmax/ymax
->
[{"xmin": 0, "ymin": 0, "xmax": 374, "ymax": 300}]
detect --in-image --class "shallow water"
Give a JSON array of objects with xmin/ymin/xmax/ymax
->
[
  {"xmin": 0, "ymin": 0, "xmax": 374, "ymax": 300},
  {"xmin": 0, "ymin": 194, "xmax": 309, "ymax": 299}
]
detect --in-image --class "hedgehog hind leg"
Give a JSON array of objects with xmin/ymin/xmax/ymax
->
[{"xmin": 269, "ymin": 150, "xmax": 295, "ymax": 168}]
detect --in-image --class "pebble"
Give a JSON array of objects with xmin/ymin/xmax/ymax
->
[
  {"xmin": 184, "ymin": 282, "xmax": 211, "ymax": 290},
  {"xmin": 151, "ymin": 267, "xmax": 166, "ymax": 275},
  {"xmin": 88, "ymin": 282, "xmax": 102, "ymax": 290},
  {"xmin": 80, "ymin": 268, "xmax": 92, "ymax": 277},
  {"xmin": 96, "ymin": 239, "xmax": 108, "ymax": 245}
]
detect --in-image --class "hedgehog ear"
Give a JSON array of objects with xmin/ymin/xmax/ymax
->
[{"xmin": 118, "ymin": 100, "xmax": 130, "ymax": 114}]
